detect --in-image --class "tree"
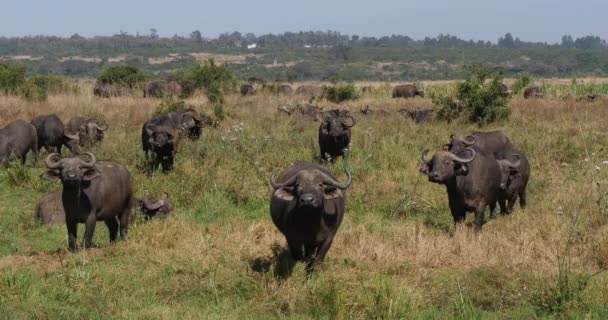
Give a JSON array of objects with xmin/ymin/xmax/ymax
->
[
  {"xmin": 498, "ymin": 33, "xmax": 515, "ymax": 48},
  {"xmin": 97, "ymin": 65, "xmax": 147, "ymax": 88},
  {"xmin": 190, "ymin": 30, "xmax": 203, "ymax": 42},
  {"xmin": 574, "ymin": 36, "xmax": 605, "ymax": 50},
  {"xmin": 561, "ymin": 35, "xmax": 574, "ymax": 48},
  {"xmin": 149, "ymin": 28, "xmax": 159, "ymax": 39}
]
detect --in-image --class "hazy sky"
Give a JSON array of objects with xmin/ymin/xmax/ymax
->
[{"xmin": 2, "ymin": 0, "xmax": 607, "ymax": 42}]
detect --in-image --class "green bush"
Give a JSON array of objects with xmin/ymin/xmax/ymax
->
[
  {"xmin": 98, "ymin": 65, "xmax": 147, "ymax": 88},
  {"xmin": 0, "ymin": 64, "xmax": 26, "ymax": 95},
  {"xmin": 175, "ymin": 59, "xmax": 237, "ymax": 103},
  {"xmin": 434, "ymin": 64, "xmax": 510, "ymax": 125},
  {"xmin": 18, "ymin": 78, "xmax": 48, "ymax": 102},
  {"xmin": 512, "ymin": 75, "xmax": 533, "ymax": 95},
  {"xmin": 325, "ymin": 84, "xmax": 358, "ymax": 103},
  {"xmin": 153, "ymin": 98, "xmax": 190, "ymax": 117}
]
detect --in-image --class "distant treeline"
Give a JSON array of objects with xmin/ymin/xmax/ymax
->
[{"xmin": 2, "ymin": 30, "xmax": 608, "ymax": 81}]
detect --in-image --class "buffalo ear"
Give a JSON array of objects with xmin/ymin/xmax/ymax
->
[
  {"xmin": 41, "ymin": 170, "xmax": 60, "ymax": 182},
  {"xmin": 83, "ymin": 168, "xmax": 101, "ymax": 181},
  {"xmin": 323, "ymin": 188, "xmax": 342, "ymax": 200},
  {"xmin": 273, "ymin": 188, "xmax": 294, "ymax": 201},
  {"xmin": 323, "ymin": 199, "xmax": 337, "ymax": 215},
  {"xmin": 455, "ymin": 163, "xmax": 468, "ymax": 176}
]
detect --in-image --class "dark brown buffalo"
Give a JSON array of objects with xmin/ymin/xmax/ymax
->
[
  {"xmin": 397, "ymin": 109, "xmax": 435, "ymax": 122},
  {"xmin": 421, "ymin": 148, "xmax": 501, "ymax": 230},
  {"xmin": 445, "ymin": 131, "xmax": 514, "ymax": 159},
  {"xmin": 240, "ymin": 84, "xmax": 256, "ymax": 96},
  {"xmin": 0, "ymin": 120, "xmax": 38, "ymax": 167},
  {"xmin": 392, "ymin": 84, "xmax": 424, "ymax": 98},
  {"xmin": 270, "ymin": 162, "xmax": 351, "ymax": 270},
  {"xmin": 31, "ymin": 114, "xmax": 80, "ymax": 155},
  {"xmin": 523, "ymin": 86, "xmax": 543, "ymax": 99},
  {"xmin": 318, "ymin": 111, "xmax": 355, "ymax": 162},
  {"xmin": 142, "ymin": 120, "xmax": 183, "ymax": 173},
  {"xmin": 137, "ymin": 194, "xmax": 174, "ymax": 220},
  {"xmin": 93, "ymin": 83, "xmax": 130, "ymax": 98},
  {"xmin": 41, "ymin": 153, "xmax": 134, "ymax": 251},
  {"xmin": 496, "ymin": 151, "xmax": 530, "ymax": 215},
  {"xmin": 35, "ymin": 190, "xmax": 65, "ymax": 225},
  {"xmin": 66, "ymin": 117, "xmax": 108, "ymax": 147},
  {"xmin": 278, "ymin": 84, "xmax": 293, "ymax": 95},
  {"xmin": 144, "ymin": 80, "xmax": 183, "ymax": 98},
  {"xmin": 296, "ymin": 85, "xmax": 325, "ymax": 98}
]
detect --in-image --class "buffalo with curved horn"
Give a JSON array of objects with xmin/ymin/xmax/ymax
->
[
  {"xmin": 420, "ymin": 147, "xmax": 501, "ymax": 231},
  {"xmin": 41, "ymin": 152, "xmax": 134, "ymax": 251},
  {"xmin": 270, "ymin": 162, "xmax": 352, "ymax": 271},
  {"xmin": 319, "ymin": 110, "xmax": 356, "ymax": 162}
]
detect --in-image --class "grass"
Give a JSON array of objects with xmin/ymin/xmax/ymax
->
[{"xmin": 0, "ymin": 83, "xmax": 607, "ymax": 319}]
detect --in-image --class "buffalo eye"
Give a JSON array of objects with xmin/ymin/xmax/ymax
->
[{"xmin": 444, "ymin": 160, "xmax": 451, "ymax": 166}]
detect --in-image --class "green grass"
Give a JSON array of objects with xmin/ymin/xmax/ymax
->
[{"xmin": 0, "ymin": 91, "xmax": 607, "ymax": 319}]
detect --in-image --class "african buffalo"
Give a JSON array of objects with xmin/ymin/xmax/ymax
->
[
  {"xmin": 359, "ymin": 105, "xmax": 390, "ymax": 116},
  {"xmin": 35, "ymin": 190, "xmax": 65, "ymax": 225},
  {"xmin": 137, "ymin": 194, "xmax": 173, "ymax": 220},
  {"xmin": 41, "ymin": 152, "xmax": 134, "ymax": 251},
  {"xmin": 31, "ymin": 114, "xmax": 80, "ymax": 155},
  {"xmin": 296, "ymin": 85, "xmax": 325, "ymax": 98},
  {"xmin": 445, "ymin": 131, "xmax": 514, "ymax": 159},
  {"xmin": 319, "ymin": 111, "xmax": 355, "ymax": 162},
  {"xmin": 392, "ymin": 84, "xmax": 424, "ymax": 98},
  {"xmin": 496, "ymin": 151, "xmax": 530, "ymax": 215},
  {"xmin": 397, "ymin": 109, "xmax": 435, "ymax": 122},
  {"xmin": 93, "ymin": 83, "xmax": 130, "ymax": 98},
  {"xmin": 421, "ymin": 148, "xmax": 501, "ymax": 230},
  {"xmin": 66, "ymin": 117, "xmax": 108, "ymax": 147},
  {"xmin": 523, "ymin": 86, "xmax": 543, "ymax": 99},
  {"xmin": 278, "ymin": 84, "xmax": 293, "ymax": 95},
  {"xmin": 240, "ymin": 84, "xmax": 256, "ymax": 96},
  {"xmin": 142, "ymin": 118, "xmax": 183, "ymax": 173},
  {"xmin": 0, "ymin": 120, "xmax": 38, "ymax": 167},
  {"xmin": 144, "ymin": 80, "xmax": 183, "ymax": 98},
  {"xmin": 499, "ymin": 83, "xmax": 513, "ymax": 98},
  {"xmin": 270, "ymin": 162, "xmax": 351, "ymax": 270}
]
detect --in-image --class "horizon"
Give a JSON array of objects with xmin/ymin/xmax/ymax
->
[{"xmin": 2, "ymin": 0, "xmax": 608, "ymax": 43}]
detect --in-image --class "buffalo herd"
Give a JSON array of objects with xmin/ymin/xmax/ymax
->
[{"xmin": 0, "ymin": 82, "xmax": 535, "ymax": 273}]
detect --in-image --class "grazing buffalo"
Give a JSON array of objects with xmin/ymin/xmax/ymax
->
[
  {"xmin": 499, "ymin": 83, "xmax": 513, "ymax": 98},
  {"xmin": 270, "ymin": 162, "xmax": 352, "ymax": 270},
  {"xmin": 523, "ymin": 86, "xmax": 543, "ymax": 99},
  {"xmin": 35, "ymin": 190, "xmax": 65, "ymax": 225},
  {"xmin": 66, "ymin": 117, "xmax": 108, "ymax": 147},
  {"xmin": 93, "ymin": 83, "xmax": 129, "ymax": 98},
  {"xmin": 397, "ymin": 109, "xmax": 435, "ymax": 122},
  {"xmin": 392, "ymin": 84, "xmax": 424, "ymax": 98},
  {"xmin": 421, "ymin": 148, "xmax": 501, "ymax": 230},
  {"xmin": 0, "ymin": 120, "xmax": 38, "ymax": 167},
  {"xmin": 296, "ymin": 85, "xmax": 325, "ymax": 98},
  {"xmin": 359, "ymin": 105, "xmax": 390, "ymax": 116},
  {"xmin": 496, "ymin": 151, "xmax": 530, "ymax": 215},
  {"xmin": 319, "ymin": 111, "xmax": 355, "ymax": 162},
  {"xmin": 445, "ymin": 131, "xmax": 514, "ymax": 159},
  {"xmin": 41, "ymin": 153, "xmax": 134, "ymax": 251},
  {"xmin": 240, "ymin": 84, "xmax": 256, "ymax": 96},
  {"xmin": 31, "ymin": 114, "xmax": 80, "ymax": 155},
  {"xmin": 144, "ymin": 80, "xmax": 183, "ymax": 98},
  {"xmin": 137, "ymin": 194, "xmax": 173, "ymax": 220},
  {"xmin": 162, "ymin": 109, "xmax": 203, "ymax": 141},
  {"xmin": 278, "ymin": 84, "xmax": 294, "ymax": 95}
]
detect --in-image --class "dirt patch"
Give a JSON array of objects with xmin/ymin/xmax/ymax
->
[
  {"xmin": 189, "ymin": 52, "xmax": 264, "ymax": 64},
  {"xmin": 59, "ymin": 56, "xmax": 102, "ymax": 63}
]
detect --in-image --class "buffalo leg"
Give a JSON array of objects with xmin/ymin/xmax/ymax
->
[
  {"xmin": 105, "ymin": 217, "xmax": 119, "ymax": 242},
  {"xmin": 288, "ymin": 241, "xmax": 304, "ymax": 261},
  {"xmin": 519, "ymin": 190, "xmax": 527, "ymax": 209},
  {"xmin": 473, "ymin": 205, "xmax": 486, "ymax": 231},
  {"xmin": 506, "ymin": 195, "xmax": 518, "ymax": 215},
  {"xmin": 489, "ymin": 201, "xmax": 497, "ymax": 219},
  {"xmin": 498, "ymin": 197, "xmax": 507, "ymax": 216},
  {"xmin": 452, "ymin": 209, "xmax": 466, "ymax": 225},
  {"xmin": 66, "ymin": 219, "xmax": 78, "ymax": 252},
  {"xmin": 83, "ymin": 213, "xmax": 97, "ymax": 249},
  {"xmin": 315, "ymin": 235, "xmax": 336, "ymax": 265},
  {"xmin": 119, "ymin": 207, "xmax": 131, "ymax": 241},
  {"xmin": 56, "ymin": 144, "xmax": 63, "ymax": 155}
]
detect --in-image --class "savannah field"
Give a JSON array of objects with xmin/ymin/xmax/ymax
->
[{"xmin": 0, "ymin": 83, "xmax": 607, "ymax": 319}]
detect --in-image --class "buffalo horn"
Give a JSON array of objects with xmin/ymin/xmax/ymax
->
[
  {"xmin": 45, "ymin": 153, "xmax": 62, "ymax": 169},
  {"xmin": 270, "ymin": 170, "xmax": 298, "ymax": 189},
  {"xmin": 446, "ymin": 148, "xmax": 476, "ymax": 163},
  {"xmin": 321, "ymin": 168, "xmax": 352, "ymax": 190},
  {"xmin": 80, "ymin": 152, "xmax": 97, "ymax": 168}
]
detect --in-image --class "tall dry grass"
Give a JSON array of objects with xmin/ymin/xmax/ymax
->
[{"xmin": 0, "ymin": 85, "xmax": 607, "ymax": 318}]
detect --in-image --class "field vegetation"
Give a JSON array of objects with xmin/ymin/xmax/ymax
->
[{"xmin": 0, "ymin": 80, "xmax": 607, "ymax": 318}]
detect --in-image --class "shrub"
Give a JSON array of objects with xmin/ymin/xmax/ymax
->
[
  {"xmin": 98, "ymin": 65, "xmax": 147, "ymax": 88},
  {"xmin": 18, "ymin": 78, "xmax": 48, "ymax": 102},
  {"xmin": 0, "ymin": 64, "xmax": 26, "ymax": 95},
  {"xmin": 512, "ymin": 75, "xmax": 533, "ymax": 95},
  {"xmin": 434, "ymin": 64, "xmax": 510, "ymax": 125},
  {"xmin": 325, "ymin": 84, "xmax": 358, "ymax": 103},
  {"xmin": 153, "ymin": 98, "xmax": 189, "ymax": 117},
  {"xmin": 175, "ymin": 59, "xmax": 237, "ymax": 103}
]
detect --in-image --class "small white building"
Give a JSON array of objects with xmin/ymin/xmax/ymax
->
[{"xmin": 247, "ymin": 43, "xmax": 257, "ymax": 49}]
